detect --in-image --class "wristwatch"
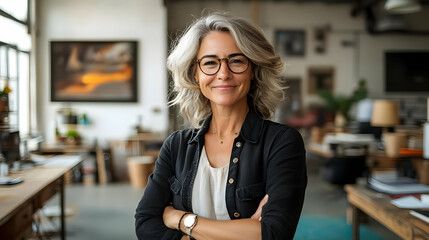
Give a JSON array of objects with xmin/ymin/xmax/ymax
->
[{"xmin": 183, "ymin": 214, "xmax": 198, "ymax": 236}]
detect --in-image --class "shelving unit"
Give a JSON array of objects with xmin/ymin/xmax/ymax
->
[
  {"xmin": 0, "ymin": 41, "xmax": 24, "ymax": 128},
  {"xmin": 0, "ymin": 41, "xmax": 26, "ymax": 162}
]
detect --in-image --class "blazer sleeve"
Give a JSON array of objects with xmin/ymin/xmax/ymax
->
[
  {"xmin": 135, "ymin": 133, "xmax": 183, "ymax": 240},
  {"xmin": 261, "ymin": 127, "xmax": 307, "ymax": 240}
]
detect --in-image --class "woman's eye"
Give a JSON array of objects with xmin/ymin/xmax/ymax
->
[
  {"xmin": 230, "ymin": 59, "xmax": 244, "ymax": 64},
  {"xmin": 203, "ymin": 61, "xmax": 217, "ymax": 66}
]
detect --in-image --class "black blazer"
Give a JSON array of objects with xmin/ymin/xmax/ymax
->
[{"xmin": 135, "ymin": 107, "xmax": 307, "ymax": 240}]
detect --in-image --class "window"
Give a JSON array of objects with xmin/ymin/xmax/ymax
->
[{"xmin": 0, "ymin": 0, "xmax": 32, "ymax": 135}]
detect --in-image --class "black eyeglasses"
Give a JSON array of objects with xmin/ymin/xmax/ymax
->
[{"xmin": 195, "ymin": 53, "xmax": 250, "ymax": 76}]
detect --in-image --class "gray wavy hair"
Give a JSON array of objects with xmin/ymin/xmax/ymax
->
[{"xmin": 168, "ymin": 12, "xmax": 285, "ymax": 128}]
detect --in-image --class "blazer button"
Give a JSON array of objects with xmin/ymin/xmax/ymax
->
[
  {"xmin": 236, "ymin": 142, "xmax": 242, "ymax": 148},
  {"xmin": 228, "ymin": 178, "xmax": 234, "ymax": 184},
  {"xmin": 233, "ymin": 158, "xmax": 239, "ymax": 163},
  {"xmin": 234, "ymin": 212, "xmax": 240, "ymax": 218}
]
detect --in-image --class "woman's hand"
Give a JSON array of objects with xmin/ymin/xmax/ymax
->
[
  {"xmin": 251, "ymin": 194, "xmax": 269, "ymax": 221},
  {"xmin": 163, "ymin": 205, "xmax": 184, "ymax": 230}
]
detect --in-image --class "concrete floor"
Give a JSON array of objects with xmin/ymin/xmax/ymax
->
[{"xmin": 44, "ymin": 153, "xmax": 401, "ymax": 240}]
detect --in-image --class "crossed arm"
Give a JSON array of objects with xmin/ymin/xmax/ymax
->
[{"xmin": 162, "ymin": 195, "xmax": 269, "ymax": 240}]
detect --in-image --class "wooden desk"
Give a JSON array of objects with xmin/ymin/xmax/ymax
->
[
  {"xmin": 0, "ymin": 155, "xmax": 83, "ymax": 239},
  {"xmin": 39, "ymin": 144, "xmax": 110, "ymax": 184},
  {"xmin": 345, "ymin": 184, "xmax": 429, "ymax": 240},
  {"xmin": 367, "ymin": 153, "xmax": 429, "ymax": 185}
]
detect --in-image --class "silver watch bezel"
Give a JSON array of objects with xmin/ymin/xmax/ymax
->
[{"xmin": 183, "ymin": 214, "xmax": 197, "ymax": 236}]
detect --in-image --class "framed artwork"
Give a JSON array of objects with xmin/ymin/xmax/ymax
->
[
  {"xmin": 307, "ymin": 66, "xmax": 335, "ymax": 95},
  {"xmin": 50, "ymin": 41, "xmax": 138, "ymax": 102},
  {"xmin": 275, "ymin": 30, "xmax": 306, "ymax": 57}
]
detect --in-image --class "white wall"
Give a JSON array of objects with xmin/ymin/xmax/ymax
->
[
  {"xmin": 168, "ymin": 1, "xmax": 429, "ymax": 107},
  {"xmin": 36, "ymin": 0, "xmax": 168, "ymax": 146}
]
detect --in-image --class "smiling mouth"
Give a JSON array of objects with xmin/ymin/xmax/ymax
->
[{"xmin": 213, "ymin": 85, "xmax": 236, "ymax": 90}]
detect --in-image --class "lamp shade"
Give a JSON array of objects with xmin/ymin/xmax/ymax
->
[
  {"xmin": 385, "ymin": 0, "xmax": 422, "ymax": 14},
  {"xmin": 371, "ymin": 100, "xmax": 399, "ymax": 127}
]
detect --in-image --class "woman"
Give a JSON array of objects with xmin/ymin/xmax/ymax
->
[{"xmin": 135, "ymin": 12, "xmax": 307, "ymax": 240}]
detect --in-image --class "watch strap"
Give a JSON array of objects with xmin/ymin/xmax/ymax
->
[{"xmin": 178, "ymin": 212, "xmax": 190, "ymax": 234}]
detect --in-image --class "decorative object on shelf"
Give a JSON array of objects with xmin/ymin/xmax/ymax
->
[
  {"xmin": 0, "ymin": 78, "xmax": 12, "ymax": 126},
  {"xmin": 313, "ymin": 25, "xmax": 330, "ymax": 54},
  {"xmin": 79, "ymin": 113, "xmax": 89, "ymax": 125},
  {"xmin": 384, "ymin": 132, "xmax": 407, "ymax": 157},
  {"xmin": 50, "ymin": 41, "xmax": 138, "ymax": 102},
  {"xmin": 133, "ymin": 115, "xmax": 145, "ymax": 134},
  {"xmin": 64, "ymin": 129, "xmax": 82, "ymax": 145},
  {"xmin": 318, "ymin": 79, "xmax": 368, "ymax": 127},
  {"xmin": 55, "ymin": 107, "xmax": 87, "ymax": 144}
]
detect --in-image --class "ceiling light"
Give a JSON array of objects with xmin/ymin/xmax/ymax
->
[{"xmin": 385, "ymin": 0, "xmax": 422, "ymax": 14}]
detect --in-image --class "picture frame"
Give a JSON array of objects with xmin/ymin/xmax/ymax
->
[
  {"xmin": 307, "ymin": 66, "xmax": 335, "ymax": 95},
  {"xmin": 50, "ymin": 40, "xmax": 138, "ymax": 102},
  {"xmin": 275, "ymin": 30, "xmax": 306, "ymax": 57}
]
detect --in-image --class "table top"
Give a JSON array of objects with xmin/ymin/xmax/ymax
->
[
  {"xmin": 0, "ymin": 155, "xmax": 83, "ymax": 225},
  {"xmin": 40, "ymin": 143, "xmax": 95, "ymax": 153},
  {"xmin": 345, "ymin": 184, "xmax": 429, "ymax": 239}
]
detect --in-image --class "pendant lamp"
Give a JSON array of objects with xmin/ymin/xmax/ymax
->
[{"xmin": 385, "ymin": 0, "xmax": 422, "ymax": 14}]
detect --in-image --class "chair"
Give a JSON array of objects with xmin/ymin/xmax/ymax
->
[{"xmin": 321, "ymin": 143, "xmax": 369, "ymax": 185}]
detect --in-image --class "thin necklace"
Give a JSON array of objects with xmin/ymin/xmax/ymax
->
[{"xmin": 211, "ymin": 128, "xmax": 238, "ymax": 144}]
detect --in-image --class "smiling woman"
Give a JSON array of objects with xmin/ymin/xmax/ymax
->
[{"xmin": 135, "ymin": 12, "xmax": 307, "ymax": 240}]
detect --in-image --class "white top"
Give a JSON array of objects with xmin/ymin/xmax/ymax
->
[{"xmin": 192, "ymin": 146, "xmax": 231, "ymax": 220}]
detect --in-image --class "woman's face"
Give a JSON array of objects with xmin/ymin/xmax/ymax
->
[{"xmin": 194, "ymin": 31, "xmax": 253, "ymax": 108}]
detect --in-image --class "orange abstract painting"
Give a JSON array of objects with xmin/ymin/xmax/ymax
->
[{"xmin": 51, "ymin": 41, "xmax": 137, "ymax": 102}]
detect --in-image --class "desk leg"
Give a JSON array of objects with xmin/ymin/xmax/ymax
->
[
  {"xmin": 60, "ymin": 176, "xmax": 66, "ymax": 240},
  {"xmin": 351, "ymin": 204, "xmax": 360, "ymax": 240}
]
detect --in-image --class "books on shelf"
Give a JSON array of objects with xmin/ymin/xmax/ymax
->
[
  {"xmin": 368, "ymin": 176, "xmax": 429, "ymax": 194},
  {"xmin": 409, "ymin": 210, "xmax": 429, "ymax": 223}
]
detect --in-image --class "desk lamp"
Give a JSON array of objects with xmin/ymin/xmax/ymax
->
[{"xmin": 371, "ymin": 100, "xmax": 400, "ymax": 151}]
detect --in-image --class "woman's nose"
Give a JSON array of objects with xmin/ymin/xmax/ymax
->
[{"xmin": 217, "ymin": 61, "xmax": 231, "ymax": 80}]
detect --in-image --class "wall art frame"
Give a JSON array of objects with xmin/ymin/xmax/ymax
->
[
  {"xmin": 307, "ymin": 66, "xmax": 335, "ymax": 95},
  {"xmin": 274, "ymin": 30, "xmax": 306, "ymax": 57},
  {"xmin": 50, "ymin": 40, "xmax": 138, "ymax": 102}
]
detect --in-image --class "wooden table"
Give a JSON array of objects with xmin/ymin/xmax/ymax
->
[
  {"xmin": 345, "ymin": 184, "xmax": 429, "ymax": 240},
  {"xmin": 0, "ymin": 155, "xmax": 83, "ymax": 239},
  {"xmin": 40, "ymin": 143, "xmax": 110, "ymax": 184},
  {"xmin": 367, "ymin": 153, "xmax": 429, "ymax": 185}
]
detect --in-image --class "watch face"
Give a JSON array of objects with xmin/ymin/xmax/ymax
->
[{"xmin": 184, "ymin": 215, "xmax": 196, "ymax": 227}]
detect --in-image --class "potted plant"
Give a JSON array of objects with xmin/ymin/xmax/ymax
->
[
  {"xmin": 64, "ymin": 129, "xmax": 82, "ymax": 145},
  {"xmin": 318, "ymin": 79, "xmax": 368, "ymax": 127},
  {"xmin": 0, "ymin": 78, "xmax": 11, "ymax": 113}
]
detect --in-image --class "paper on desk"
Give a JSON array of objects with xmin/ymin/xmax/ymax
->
[
  {"xmin": 42, "ymin": 155, "xmax": 83, "ymax": 167},
  {"xmin": 391, "ymin": 196, "xmax": 429, "ymax": 209}
]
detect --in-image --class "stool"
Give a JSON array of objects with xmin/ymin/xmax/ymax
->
[{"xmin": 127, "ymin": 156, "xmax": 155, "ymax": 188}]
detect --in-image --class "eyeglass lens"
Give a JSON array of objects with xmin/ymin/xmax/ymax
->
[{"xmin": 198, "ymin": 55, "xmax": 249, "ymax": 75}]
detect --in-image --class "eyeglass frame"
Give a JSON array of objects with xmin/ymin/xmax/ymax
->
[{"xmin": 195, "ymin": 53, "xmax": 250, "ymax": 76}]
